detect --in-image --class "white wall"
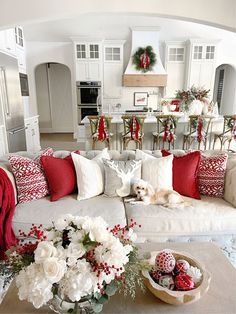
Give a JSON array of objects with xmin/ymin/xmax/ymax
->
[
  {"xmin": 0, "ymin": 0, "xmax": 235, "ymax": 32},
  {"xmin": 25, "ymin": 41, "xmax": 77, "ymax": 134}
]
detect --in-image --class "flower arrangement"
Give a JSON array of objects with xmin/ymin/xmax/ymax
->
[
  {"xmin": 175, "ymin": 86, "xmax": 210, "ymax": 112},
  {"xmin": 0, "ymin": 215, "xmax": 146, "ymax": 313}
]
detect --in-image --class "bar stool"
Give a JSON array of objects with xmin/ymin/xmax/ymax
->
[
  {"xmin": 88, "ymin": 115, "xmax": 113, "ymax": 150},
  {"xmin": 183, "ymin": 115, "xmax": 212, "ymax": 150},
  {"xmin": 213, "ymin": 115, "xmax": 236, "ymax": 151},
  {"xmin": 121, "ymin": 115, "xmax": 145, "ymax": 150},
  {"xmin": 152, "ymin": 115, "xmax": 178, "ymax": 150}
]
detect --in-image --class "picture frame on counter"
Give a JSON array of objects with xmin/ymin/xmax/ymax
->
[{"xmin": 134, "ymin": 92, "xmax": 148, "ymax": 107}]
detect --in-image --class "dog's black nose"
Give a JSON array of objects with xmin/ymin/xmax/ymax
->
[{"xmin": 137, "ymin": 191, "xmax": 140, "ymax": 194}]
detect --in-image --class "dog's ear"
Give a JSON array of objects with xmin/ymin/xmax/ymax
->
[{"xmin": 146, "ymin": 184, "xmax": 155, "ymax": 196}]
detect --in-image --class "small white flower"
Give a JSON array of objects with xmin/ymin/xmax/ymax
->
[
  {"xmin": 34, "ymin": 241, "xmax": 57, "ymax": 264},
  {"xmin": 42, "ymin": 257, "xmax": 67, "ymax": 284},
  {"xmin": 54, "ymin": 217, "xmax": 68, "ymax": 231},
  {"xmin": 67, "ymin": 243, "xmax": 86, "ymax": 259},
  {"xmin": 127, "ymin": 228, "xmax": 137, "ymax": 242}
]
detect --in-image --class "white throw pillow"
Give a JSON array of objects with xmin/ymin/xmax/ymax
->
[
  {"xmin": 135, "ymin": 149, "xmax": 173, "ymax": 190},
  {"xmin": 71, "ymin": 148, "xmax": 110, "ymax": 200}
]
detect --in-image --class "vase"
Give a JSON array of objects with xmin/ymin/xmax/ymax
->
[
  {"xmin": 48, "ymin": 294, "xmax": 95, "ymax": 314},
  {"xmin": 188, "ymin": 100, "xmax": 204, "ymax": 115}
]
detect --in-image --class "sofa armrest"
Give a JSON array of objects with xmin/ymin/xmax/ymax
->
[{"xmin": 224, "ymin": 166, "xmax": 236, "ymax": 208}]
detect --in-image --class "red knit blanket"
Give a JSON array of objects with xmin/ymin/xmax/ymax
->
[{"xmin": 0, "ymin": 168, "xmax": 16, "ymax": 259}]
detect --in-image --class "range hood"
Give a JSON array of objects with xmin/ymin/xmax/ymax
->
[{"xmin": 123, "ymin": 27, "xmax": 167, "ymax": 87}]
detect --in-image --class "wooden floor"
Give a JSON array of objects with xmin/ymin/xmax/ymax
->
[{"xmin": 40, "ymin": 133, "xmax": 80, "ymax": 151}]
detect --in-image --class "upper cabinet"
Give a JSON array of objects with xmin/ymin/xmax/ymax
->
[
  {"xmin": 74, "ymin": 41, "xmax": 102, "ymax": 81},
  {"xmin": 0, "ymin": 28, "xmax": 16, "ymax": 56},
  {"xmin": 185, "ymin": 40, "xmax": 218, "ymax": 96},
  {"xmin": 164, "ymin": 41, "xmax": 186, "ymax": 97},
  {"xmin": 15, "ymin": 26, "xmax": 26, "ymax": 73},
  {"xmin": 103, "ymin": 40, "xmax": 125, "ymax": 99}
]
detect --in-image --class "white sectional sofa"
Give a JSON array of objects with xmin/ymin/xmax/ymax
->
[{"xmin": 0, "ymin": 149, "xmax": 236, "ymax": 266}]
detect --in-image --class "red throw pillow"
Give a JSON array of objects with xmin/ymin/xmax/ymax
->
[
  {"xmin": 162, "ymin": 150, "xmax": 201, "ymax": 199},
  {"xmin": 198, "ymin": 154, "xmax": 228, "ymax": 197},
  {"xmin": 41, "ymin": 151, "xmax": 80, "ymax": 202},
  {"xmin": 9, "ymin": 148, "xmax": 54, "ymax": 203}
]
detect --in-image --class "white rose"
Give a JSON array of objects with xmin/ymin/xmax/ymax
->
[
  {"xmin": 67, "ymin": 243, "xmax": 86, "ymax": 259},
  {"xmin": 43, "ymin": 257, "xmax": 67, "ymax": 283},
  {"xmin": 34, "ymin": 241, "xmax": 57, "ymax": 264}
]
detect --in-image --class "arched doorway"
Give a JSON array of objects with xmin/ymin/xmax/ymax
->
[
  {"xmin": 35, "ymin": 62, "xmax": 73, "ymax": 133},
  {"xmin": 213, "ymin": 64, "xmax": 236, "ymax": 115}
]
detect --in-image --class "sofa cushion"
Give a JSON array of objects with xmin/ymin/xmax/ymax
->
[
  {"xmin": 135, "ymin": 150, "xmax": 173, "ymax": 190},
  {"xmin": 125, "ymin": 196, "xmax": 236, "ymax": 239},
  {"xmin": 12, "ymin": 194, "xmax": 126, "ymax": 234},
  {"xmin": 72, "ymin": 148, "xmax": 110, "ymax": 200},
  {"xmin": 8, "ymin": 148, "xmax": 53, "ymax": 203},
  {"xmin": 198, "ymin": 154, "xmax": 228, "ymax": 198},
  {"xmin": 103, "ymin": 159, "xmax": 141, "ymax": 197},
  {"xmin": 162, "ymin": 150, "xmax": 201, "ymax": 199}
]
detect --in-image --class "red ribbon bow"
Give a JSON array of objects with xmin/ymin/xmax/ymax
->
[
  {"xmin": 163, "ymin": 119, "xmax": 174, "ymax": 143},
  {"xmin": 140, "ymin": 49, "xmax": 149, "ymax": 70},
  {"xmin": 197, "ymin": 117, "xmax": 204, "ymax": 143},
  {"xmin": 98, "ymin": 116, "xmax": 107, "ymax": 141},
  {"xmin": 130, "ymin": 117, "xmax": 140, "ymax": 140}
]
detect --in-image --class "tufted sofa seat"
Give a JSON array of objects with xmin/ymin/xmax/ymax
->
[{"xmin": 0, "ymin": 149, "xmax": 236, "ymax": 266}]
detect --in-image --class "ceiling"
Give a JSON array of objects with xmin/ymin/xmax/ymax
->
[{"xmin": 23, "ymin": 13, "xmax": 236, "ymax": 43}]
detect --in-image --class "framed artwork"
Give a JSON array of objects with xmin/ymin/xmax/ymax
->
[{"xmin": 134, "ymin": 92, "xmax": 148, "ymax": 107}]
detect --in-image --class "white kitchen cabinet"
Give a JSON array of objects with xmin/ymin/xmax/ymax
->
[
  {"xmin": 0, "ymin": 28, "xmax": 16, "ymax": 56},
  {"xmin": 103, "ymin": 40, "xmax": 125, "ymax": 99},
  {"xmin": 164, "ymin": 41, "xmax": 186, "ymax": 97},
  {"xmin": 74, "ymin": 41, "xmax": 102, "ymax": 81},
  {"xmin": 24, "ymin": 116, "xmax": 41, "ymax": 152},
  {"xmin": 0, "ymin": 125, "xmax": 8, "ymax": 155},
  {"xmin": 185, "ymin": 40, "xmax": 218, "ymax": 96}
]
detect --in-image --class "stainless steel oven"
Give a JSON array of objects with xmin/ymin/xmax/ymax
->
[{"xmin": 77, "ymin": 81, "xmax": 101, "ymax": 122}]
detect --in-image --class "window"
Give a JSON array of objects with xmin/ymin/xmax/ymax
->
[
  {"xmin": 76, "ymin": 44, "xmax": 86, "ymax": 59},
  {"xmin": 193, "ymin": 46, "xmax": 203, "ymax": 60},
  {"xmin": 15, "ymin": 27, "xmax": 24, "ymax": 47},
  {"xmin": 89, "ymin": 44, "xmax": 99, "ymax": 59},
  {"xmin": 206, "ymin": 46, "xmax": 215, "ymax": 59},
  {"xmin": 105, "ymin": 47, "xmax": 121, "ymax": 61},
  {"xmin": 217, "ymin": 69, "xmax": 224, "ymax": 107},
  {"xmin": 168, "ymin": 47, "xmax": 184, "ymax": 62}
]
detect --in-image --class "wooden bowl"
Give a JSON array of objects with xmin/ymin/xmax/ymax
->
[{"xmin": 142, "ymin": 250, "xmax": 211, "ymax": 305}]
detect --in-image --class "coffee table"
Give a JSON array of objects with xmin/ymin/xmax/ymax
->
[{"xmin": 0, "ymin": 242, "xmax": 236, "ymax": 314}]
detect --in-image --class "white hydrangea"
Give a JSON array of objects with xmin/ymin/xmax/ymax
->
[
  {"xmin": 67, "ymin": 243, "xmax": 86, "ymax": 260},
  {"xmin": 59, "ymin": 259, "xmax": 96, "ymax": 302},
  {"xmin": 16, "ymin": 263, "xmax": 53, "ymax": 309},
  {"xmin": 42, "ymin": 257, "xmax": 67, "ymax": 284}
]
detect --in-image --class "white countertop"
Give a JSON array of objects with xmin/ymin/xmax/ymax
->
[{"xmin": 81, "ymin": 113, "xmax": 222, "ymax": 124}]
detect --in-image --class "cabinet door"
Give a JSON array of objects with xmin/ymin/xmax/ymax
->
[
  {"xmin": 32, "ymin": 119, "xmax": 41, "ymax": 151},
  {"xmin": 25, "ymin": 123, "xmax": 34, "ymax": 152},
  {"xmin": 88, "ymin": 44, "xmax": 100, "ymax": 60},
  {"xmin": 16, "ymin": 46, "xmax": 26, "ymax": 73},
  {"xmin": 76, "ymin": 62, "xmax": 88, "ymax": 81},
  {"xmin": 4, "ymin": 29, "xmax": 16, "ymax": 55},
  {"xmin": 0, "ymin": 126, "xmax": 8, "ymax": 155},
  {"xmin": 88, "ymin": 62, "xmax": 101, "ymax": 81},
  {"xmin": 103, "ymin": 63, "xmax": 122, "ymax": 98},
  {"xmin": 76, "ymin": 44, "xmax": 87, "ymax": 59}
]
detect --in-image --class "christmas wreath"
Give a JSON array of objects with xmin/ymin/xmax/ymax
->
[{"xmin": 132, "ymin": 46, "xmax": 156, "ymax": 73}]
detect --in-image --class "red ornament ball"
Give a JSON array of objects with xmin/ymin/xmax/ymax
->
[
  {"xmin": 175, "ymin": 259, "xmax": 190, "ymax": 274},
  {"xmin": 150, "ymin": 269, "xmax": 162, "ymax": 283},
  {"xmin": 158, "ymin": 274, "xmax": 175, "ymax": 290},
  {"xmin": 155, "ymin": 250, "xmax": 176, "ymax": 273},
  {"xmin": 175, "ymin": 274, "xmax": 195, "ymax": 291}
]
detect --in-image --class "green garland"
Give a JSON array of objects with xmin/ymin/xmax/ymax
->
[{"xmin": 132, "ymin": 46, "xmax": 156, "ymax": 73}]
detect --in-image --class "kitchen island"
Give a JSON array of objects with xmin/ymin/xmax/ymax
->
[{"xmin": 77, "ymin": 113, "xmax": 225, "ymax": 151}]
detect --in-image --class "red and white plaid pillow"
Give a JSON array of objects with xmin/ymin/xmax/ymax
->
[
  {"xmin": 9, "ymin": 148, "xmax": 53, "ymax": 203},
  {"xmin": 198, "ymin": 154, "xmax": 228, "ymax": 198}
]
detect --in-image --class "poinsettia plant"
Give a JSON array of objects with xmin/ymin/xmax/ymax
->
[{"xmin": 0, "ymin": 215, "xmax": 147, "ymax": 312}]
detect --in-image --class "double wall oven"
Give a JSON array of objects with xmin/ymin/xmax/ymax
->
[{"xmin": 77, "ymin": 81, "xmax": 101, "ymax": 122}]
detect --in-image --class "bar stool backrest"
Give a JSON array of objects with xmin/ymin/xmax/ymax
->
[
  {"xmin": 87, "ymin": 115, "xmax": 112, "ymax": 137},
  {"xmin": 121, "ymin": 115, "xmax": 145, "ymax": 137},
  {"xmin": 155, "ymin": 115, "xmax": 177, "ymax": 135},
  {"xmin": 188, "ymin": 115, "xmax": 212, "ymax": 137},
  {"xmin": 222, "ymin": 115, "xmax": 236, "ymax": 136}
]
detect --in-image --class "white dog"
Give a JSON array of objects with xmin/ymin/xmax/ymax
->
[{"xmin": 126, "ymin": 179, "xmax": 189, "ymax": 208}]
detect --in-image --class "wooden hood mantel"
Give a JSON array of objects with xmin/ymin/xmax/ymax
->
[{"xmin": 123, "ymin": 74, "xmax": 167, "ymax": 87}]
